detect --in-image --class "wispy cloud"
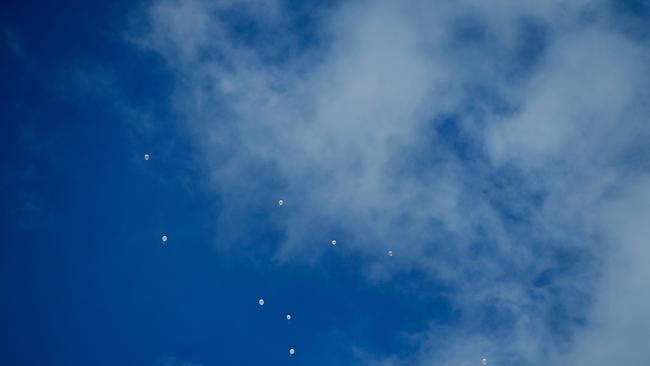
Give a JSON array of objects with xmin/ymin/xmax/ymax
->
[{"xmin": 129, "ymin": 0, "xmax": 650, "ymax": 364}]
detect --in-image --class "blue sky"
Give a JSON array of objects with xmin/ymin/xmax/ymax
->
[{"xmin": 2, "ymin": 1, "xmax": 650, "ymax": 365}]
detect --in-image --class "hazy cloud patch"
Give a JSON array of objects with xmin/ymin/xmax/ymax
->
[{"xmin": 131, "ymin": 0, "xmax": 650, "ymax": 364}]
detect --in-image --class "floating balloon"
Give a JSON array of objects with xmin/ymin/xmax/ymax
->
[
  {"xmin": 278, "ymin": 199, "xmax": 284, "ymax": 207},
  {"xmin": 331, "ymin": 240, "xmax": 337, "ymax": 246},
  {"xmin": 161, "ymin": 235, "xmax": 168, "ymax": 243},
  {"xmin": 289, "ymin": 348, "xmax": 295, "ymax": 356},
  {"xmin": 481, "ymin": 358, "xmax": 488, "ymax": 365},
  {"xmin": 387, "ymin": 250, "xmax": 393, "ymax": 256},
  {"xmin": 144, "ymin": 153, "xmax": 150, "ymax": 161},
  {"xmin": 258, "ymin": 298, "xmax": 265, "ymax": 306},
  {"xmin": 286, "ymin": 314, "xmax": 291, "ymax": 320}
]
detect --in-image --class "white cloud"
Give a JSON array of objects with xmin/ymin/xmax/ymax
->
[{"xmin": 131, "ymin": 0, "xmax": 650, "ymax": 365}]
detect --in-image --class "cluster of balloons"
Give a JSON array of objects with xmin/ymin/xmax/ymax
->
[
  {"xmin": 273, "ymin": 199, "xmax": 400, "ymax": 358},
  {"xmin": 151, "ymin": 187, "xmax": 485, "ymax": 362},
  {"xmin": 258, "ymin": 298, "xmax": 295, "ymax": 356}
]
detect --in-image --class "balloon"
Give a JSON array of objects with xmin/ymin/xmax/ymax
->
[
  {"xmin": 289, "ymin": 348, "xmax": 295, "ymax": 355},
  {"xmin": 331, "ymin": 240, "xmax": 337, "ymax": 246},
  {"xmin": 162, "ymin": 235, "xmax": 168, "ymax": 243},
  {"xmin": 258, "ymin": 299, "xmax": 265, "ymax": 306},
  {"xmin": 144, "ymin": 154, "xmax": 150, "ymax": 161},
  {"xmin": 286, "ymin": 314, "xmax": 291, "ymax": 320}
]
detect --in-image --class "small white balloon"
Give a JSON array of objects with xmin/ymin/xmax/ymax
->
[
  {"xmin": 144, "ymin": 153, "xmax": 150, "ymax": 161},
  {"xmin": 289, "ymin": 348, "xmax": 295, "ymax": 355},
  {"xmin": 259, "ymin": 298, "xmax": 265, "ymax": 306},
  {"xmin": 286, "ymin": 314, "xmax": 292, "ymax": 320},
  {"xmin": 278, "ymin": 199, "xmax": 284, "ymax": 207},
  {"xmin": 481, "ymin": 358, "xmax": 488, "ymax": 365},
  {"xmin": 161, "ymin": 235, "xmax": 168, "ymax": 243},
  {"xmin": 387, "ymin": 250, "xmax": 393, "ymax": 256},
  {"xmin": 331, "ymin": 239, "xmax": 337, "ymax": 246}
]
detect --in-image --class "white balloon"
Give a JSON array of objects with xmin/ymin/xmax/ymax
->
[
  {"xmin": 286, "ymin": 314, "xmax": 292, "ymax": 320},
  {"xmin": 331, "ymin": 240, "xmax": 337, "ymax": 246},
  {"xmin": 258, "ymin": 298, "xmax": 265, "ymax": 306},
  {"xmin": 161, "ymin": 235, "xmax": 168, "ymax": 243},
  {"xmin": 387, "ymin": 250, "xmax": 393, "ymax": 256},
  {"xmin": 144, "ymin": 154, "xmax": 150, "ymax": 161},
  {"xmin": 481, "ymin": 358, "xmax": 488, "ymax": 365},
  {"xmin": 289, "ymin": 348, "xmax": 295, "ymax": 355},
  {"xmin": 278, "ymin": 199, "xmax": 284, "ymax": 206}
]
